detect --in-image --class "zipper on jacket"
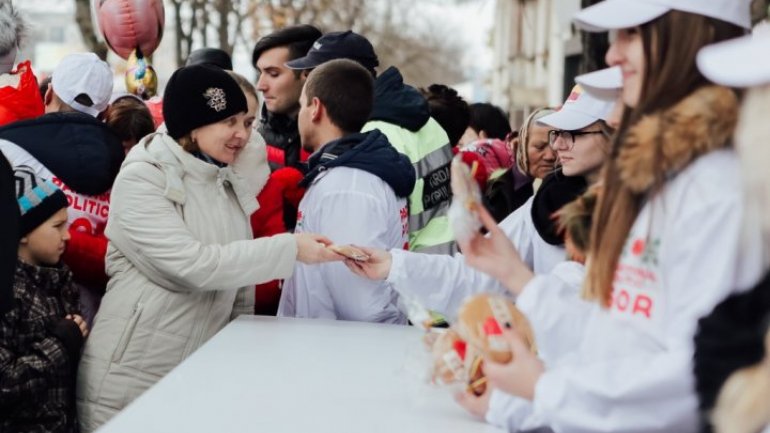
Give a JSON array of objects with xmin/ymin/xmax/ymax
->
[{"xmin": 111, "ymin": 302, "xmax": 144, "ymax": 364}]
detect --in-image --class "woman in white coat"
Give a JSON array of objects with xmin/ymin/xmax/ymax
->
[
  {"xmin": 460, "ymin": 1, "xmax": 764, "ymax": 432},
  {"xmin": 76, "ymin": 65, "xmax": 340, "ymax": 431}
]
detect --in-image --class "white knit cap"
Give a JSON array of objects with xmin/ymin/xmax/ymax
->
[{"xmin": 0, "ymin": 2, "xmax": 24, "ymax": 74}]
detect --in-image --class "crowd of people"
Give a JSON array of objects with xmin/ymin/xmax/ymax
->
[{"xmin": 2, "ymin": 0, "xmax": 770, "ymax": 432}]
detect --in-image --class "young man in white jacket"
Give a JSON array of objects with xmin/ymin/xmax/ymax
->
[{"xmin": 278, "ymin": 59, "xmax": 416, "ymax": 323}]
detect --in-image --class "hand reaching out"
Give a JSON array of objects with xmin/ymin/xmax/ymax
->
[
  {"xmin": 294, "ymin": 233, "xmax": 345, "ymax": 264},
  {"xmin": 343, "ymin": 246, "xmax": 392, "ymax": 281},
  {"xmin": 459, "ymin": 205, "xmax": 534, "ymax": 296}
]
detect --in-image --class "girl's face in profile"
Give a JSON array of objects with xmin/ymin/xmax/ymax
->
[{"xmin": 607, "ymin": 28, "xmax": 645, "ymax": 108}]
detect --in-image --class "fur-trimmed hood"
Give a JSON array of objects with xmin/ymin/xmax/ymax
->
[{"xmin": 618, "ymin": 85, "xmax": 739, "ymax": 193}]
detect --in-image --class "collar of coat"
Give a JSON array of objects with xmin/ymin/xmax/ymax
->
[
  {"xmin": 127, "ymin": 133, "xmax": 262, "ymax": 216},
  {"xmin": 618, "ymin": 85, "xmax": 738, "ymax": 194}
]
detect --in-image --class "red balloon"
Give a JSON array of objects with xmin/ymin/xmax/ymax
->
[{"xmin": 95, "ymin": 0, "xmax": 165, "ymax": 59}]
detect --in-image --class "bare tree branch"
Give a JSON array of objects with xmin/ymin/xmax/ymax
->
[{"xmin": 73, "ymin": 0, "xmax": 108, "ymax": 60}]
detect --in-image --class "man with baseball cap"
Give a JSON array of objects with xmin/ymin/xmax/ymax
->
[
  {"xmin": 0, "ymin": 52, "xmax": 123, "ymax": 323},
  {"xmin": 287, "ymin": 30, "xmax": 457, "ymax": 255}
]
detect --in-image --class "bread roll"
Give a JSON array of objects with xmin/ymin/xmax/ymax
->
[{"xmin": 456, "ymin": 293, "xmax": 537, "ymax": 363}]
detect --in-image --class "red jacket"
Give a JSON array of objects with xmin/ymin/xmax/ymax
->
[
  {"xmin": 63, "ymin": 225, "xmax": 109, "ymax": 289},
  {"xmin": 0, "ymin": 61, "xmax": 44, "ymax": 127},
  {"xmin": 250, "ymin": 167, "xmax": 305, "ymax": 315}
]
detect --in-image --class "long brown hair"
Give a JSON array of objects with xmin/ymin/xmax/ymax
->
[{"xmin": 583, "ymin": 11, "xmax": 746, "ymax": 306}]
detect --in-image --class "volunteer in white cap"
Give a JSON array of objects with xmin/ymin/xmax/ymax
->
[
  {"xmin": 693, "ymin": 26, "xmax": 770, "ymax": 433},
  {"xmin": 455, "ymin": 1, "xmax": 765, "ymax": 432},
  {"xmin": 538, "ymin": 83, "xmax": 614, "ymax": 180},
  {"xmin": 477, "ymin": 70, "xmax": 621, "ymax": 429}
]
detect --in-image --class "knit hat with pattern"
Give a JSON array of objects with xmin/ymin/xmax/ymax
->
[
  {"xmin": 163, "ymin": 64, "xmax": 247, "ymax": 139},
  {"xmin": 14, "ymin": 166, "xmax": 68, "ymax": 236}
]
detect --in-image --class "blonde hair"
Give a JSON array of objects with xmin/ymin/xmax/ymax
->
[
  {"xmin": 735, "ymin": 84, "xmax": 770, "ymax": 261},
  {"xmin": 515, "ymin": 107, "xmax": 555, "ymax": 177},
  {"xmin": 557, "ymin": 186, "xmax": 600, "ymax": 263},
  {"xmin": 711, "ymin": 326, "xmax": 770, "ymax": 433}
]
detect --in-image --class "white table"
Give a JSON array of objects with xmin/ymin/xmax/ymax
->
[{"xmin": 98, "ymin": 315, "xmax": 504, "ymax": 433}]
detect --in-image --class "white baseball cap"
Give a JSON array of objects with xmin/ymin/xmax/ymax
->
[
  {"xmin": 575, "ymin": 66, "xmax": 623, "ymax": 101},
  {"xmin": 574, "ymin": 0, "xmax": 752, "ymax": 33},
  {"xmin": 539, "ymin": 84, "xmax": 614, "ymax": 130},
  {"xmin": 51, "ymin": 53, "xmax": 113, "ymax": 117},
  {"xmin": 697, "ymin": 26, "xmax": 770, "ymax": 88}
]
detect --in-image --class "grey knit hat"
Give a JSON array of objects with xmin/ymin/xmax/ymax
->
[
  {"xmin": 0, "ymin": 2, "xmax": 25, "ymax": 74},
  {"xmin": 14, "ymin": 166, "xmax": 68, "ymax": 236}
]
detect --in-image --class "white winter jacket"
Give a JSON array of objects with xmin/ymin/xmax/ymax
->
[
  {"xmin": 278, "ymin": 167, "xmax": 408, "ymax": 323},
  {"xmin": 76, "ymin": 133, "xmax": 297, "ymax": 431},
  {"xmin": 488, "ymin": 149, "xmax": 764, "ymax": 433}
]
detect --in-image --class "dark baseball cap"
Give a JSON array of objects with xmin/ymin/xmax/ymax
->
[{"xmin": 285, "ymin": 30, "xmax": 379, "ymax": 72}]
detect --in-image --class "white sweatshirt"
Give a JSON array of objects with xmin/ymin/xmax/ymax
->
[
  {"xmin": 278, "ymin": 167, "xmax": 408, "ymax": 324},
  {"xmin": 488, "ymin": 149, "xmax": 765, "ymax": 433},
  {"xmin": 386, "ymin": 196, "xmax": 566, "ymax": 321}
]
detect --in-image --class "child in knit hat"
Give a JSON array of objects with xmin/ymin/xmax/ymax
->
[{"xmin": 0, "ymin": 166, "xmax": 88, "ymax": 432}]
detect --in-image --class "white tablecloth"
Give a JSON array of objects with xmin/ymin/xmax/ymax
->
[{"xmin": 98, "ymin": 315, "xmax": 504, "ymax": 433}]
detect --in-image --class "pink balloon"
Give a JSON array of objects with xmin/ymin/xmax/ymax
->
[{"xmin": 95, "ymin": 0, "xmax": 165, "ymax": 59}]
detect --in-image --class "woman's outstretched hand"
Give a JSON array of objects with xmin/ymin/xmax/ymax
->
[
  {"xmin": 294, "ymin": 233, "xmax": 344, "ymax": 264},
  {"xmin": 459, "ymin": 205, "xmax": 534, "ymax": 296},
  {"xmin": 343, "ymin": 246, "xmax": 392, "ymax": 281}
]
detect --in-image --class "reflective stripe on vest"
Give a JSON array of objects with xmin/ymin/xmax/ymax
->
[{"xmin": 363, "ymin": 117, "xmax": 456, "ymax": 254}]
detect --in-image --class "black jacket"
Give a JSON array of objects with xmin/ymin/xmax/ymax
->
[
  {"xmin": 530, "ymin": 170, "xmax": 588, "ymax": 246},
  {"xmin": 257, "ymin": 105, "xmax": 302, "ymax": 170},
  {"xmin": 0, "ymin": 112, "xmax": 124, "ymax": 196},
  {"xmin": 0, "ymin": 261, "xmax": 83, "ymax": 433},
  {"xmin": 301, "ymin": 130, "xmax": 416, "ymax": 198},
  {"xmin": 484, "ymin": 169, "xmax": 534, "ymax": 223},
  {"xmin": 694, "ymin": 271, "xmax": 770, "ymax": 433},
  {"xmin": 0, "ymin": 153, "xmax": 17, "ymax": 315},
  {"xmin": 370, "ymin": 67, "xmax": 431, "ymax": 133}
]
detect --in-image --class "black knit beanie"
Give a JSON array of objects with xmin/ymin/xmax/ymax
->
[
  {"xmin": 14, "ymin": 166, "xmax": 68, "ymax": 236},
  {"xmin": 163, "ymin": 64, "xmax": 247, "ymax": 139}
]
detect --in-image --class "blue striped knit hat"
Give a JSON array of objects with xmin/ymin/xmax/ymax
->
[{"xmin": 14, "ymin": 166, "xmax": 68, "ymax": 235}]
